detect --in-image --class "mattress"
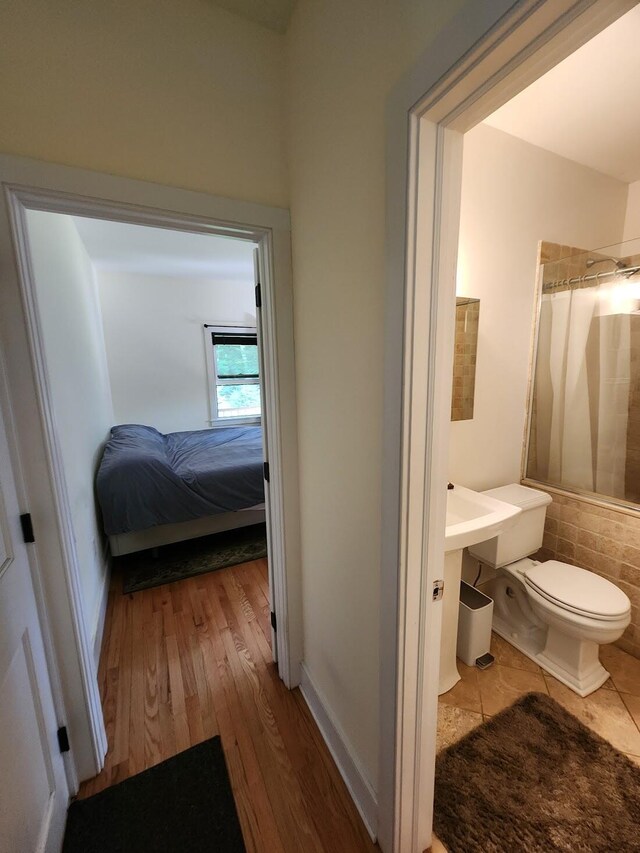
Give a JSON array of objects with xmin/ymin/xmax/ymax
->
[{"xmin": 96, "ymin": 423, "xmax": 265, "ymax": 535}]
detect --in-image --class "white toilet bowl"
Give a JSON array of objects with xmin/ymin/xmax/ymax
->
[
  {"xmin": 486, "ymin": 558, "xmax": 630, "ymax": 696},
  {"xmin": 469, "ymin": 484, "xmax": 631, "ymax": 697}
]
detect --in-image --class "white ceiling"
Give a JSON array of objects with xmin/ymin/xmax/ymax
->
[
  {"xmin": 208, "ymin": 0, "xmax": 296, "ymax": 33},
  {"xmin": 484, "ymin": 5, "xmax": 640, "ymax": 184},
  {"xmin": 73, "ymin": 217, "xmax": 256, "ymax": 281}
]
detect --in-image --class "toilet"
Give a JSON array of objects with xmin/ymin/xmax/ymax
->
[{"xmin": 469, "ymin": 483, "xmax": 631, "ymax": 697}]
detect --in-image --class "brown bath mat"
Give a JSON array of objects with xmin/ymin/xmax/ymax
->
[{"xmin": 434, "ymin": 692, "xmax": 640, "ymax": 852}]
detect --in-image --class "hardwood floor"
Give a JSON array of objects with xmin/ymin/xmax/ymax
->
[{"xmin": 79, "ymin": 558, "xmax": 378, "ymax": 852}]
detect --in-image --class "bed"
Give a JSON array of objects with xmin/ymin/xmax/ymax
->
[{"xmin": 96, "ymin": 424, "xmax": 266, "ymax": 556}]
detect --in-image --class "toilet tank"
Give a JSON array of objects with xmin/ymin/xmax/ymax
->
[{"xmin": 468, "ymin": 483, "xmax": 553, "ymax": 568}]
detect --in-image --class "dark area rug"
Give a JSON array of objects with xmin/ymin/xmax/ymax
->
[
  {"xmin": 434, "ymin": 692, "xmax": 640, "ymax": 853},
  {"xmin": 120, "ymin": 523, "xmax": 267, "ymax": 594},
  {"xmin": 63, "ymin": 737, "xmax": 246, "ymax": 853}
]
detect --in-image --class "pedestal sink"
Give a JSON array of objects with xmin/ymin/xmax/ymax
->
[{"xmin": 439, "ymin": 485, "xmax": 522, "ymax": 695}]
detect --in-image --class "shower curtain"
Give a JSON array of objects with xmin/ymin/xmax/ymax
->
[
  {"xmin": 595, "ymin": 306, "xmax": 631, "ymax": 497},
  {"xmin": 535, "ymin": 282, "xmax": 630, "ymax": 497}
]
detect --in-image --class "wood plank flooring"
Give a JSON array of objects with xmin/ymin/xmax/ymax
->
[{"xmin": 79, "ymin": 558, "xmax": 378, "ymax": 852}]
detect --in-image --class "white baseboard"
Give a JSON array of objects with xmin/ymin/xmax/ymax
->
[
  {"xmin": 91, "ymin": 555, "xmax": 110, "ymax": 671},
  {"xmin": 299, "ymin": 664, "xmax": 378, "ymax": 841}
]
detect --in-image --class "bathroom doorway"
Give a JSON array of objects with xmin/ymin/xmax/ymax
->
[{"xmin": 379, "ymin": 2, "xmax": 640, "ymax": 850}]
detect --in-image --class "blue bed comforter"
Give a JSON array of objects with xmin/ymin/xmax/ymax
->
[{"xmin": 96, "ymin": 424, "xmax": 265, "ymax": 535}]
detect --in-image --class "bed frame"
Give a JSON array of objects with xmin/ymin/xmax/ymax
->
[{"xmin": 108, "ymin": 504, "xmax": 266, "ymax": 556}]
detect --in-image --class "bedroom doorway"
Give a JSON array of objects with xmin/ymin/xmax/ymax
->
[
  {"xmin": 21, "ymin": 209, "xmax": 276, "ymax": 627},
  {"xmin": 0, "ymin": 168, "xmax": 301, "ymax": 789},
  {"xmin": 21, "ymin": 206, "xmax": 281, "ymax": 774}
]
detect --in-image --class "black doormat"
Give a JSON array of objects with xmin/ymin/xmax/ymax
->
[
  {"xmin": 121, "ymin": 523, "xmax": 267, "ymax": 594},
  {"xmin": 63, "ymin": 737, "xmax": 246, "ymax": 853},
  {"xmin": 434, "ymin": 692, "xmax": 640, "ymax": 853}
]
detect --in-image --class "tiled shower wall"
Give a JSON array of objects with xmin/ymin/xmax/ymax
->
[{"xmin": 537, "ymin": 492, "xmax": 640, "ymax": 659}]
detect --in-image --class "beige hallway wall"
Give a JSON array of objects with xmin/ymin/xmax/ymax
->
[
  {"xmin": 0, "ymin": 0, "xmax": 288, "ymax": 207},
  {"xmin": 285, "ymin": 0, "xmax": 469, "ymax": 789}
]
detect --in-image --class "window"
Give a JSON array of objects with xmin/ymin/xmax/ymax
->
[{"xmin": 206, "ymin": 327, "xmax": 261, "ymax": 425}]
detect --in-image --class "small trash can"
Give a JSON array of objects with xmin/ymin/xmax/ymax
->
[{"xmin": 457, "ymin": 581, "xmax": 493, "ymax": 667}]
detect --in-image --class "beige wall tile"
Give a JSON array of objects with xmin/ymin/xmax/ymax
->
[
  {"xmin": 557, "ymin": 521, "xmax": 578, "ymax": 542},
  {"xmin": 621, "ymin": 563, "xmax": 640, "ymax": 585},
  {"xmin": 622, "ymin": 545, "xmax": 640, "ymax": 566},
  {"xmin": 556, "ymin": 538, "xmax": 575, "ymax": 560}
]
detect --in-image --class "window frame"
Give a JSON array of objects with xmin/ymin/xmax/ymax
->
[{"xmin": 204, "ymin": 324, "xmax": 261, "ymax": 427}]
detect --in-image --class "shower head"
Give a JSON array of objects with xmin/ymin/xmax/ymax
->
[{"xmin": 585, "ymin": 256, "xmax": 627, "ymax": 270}]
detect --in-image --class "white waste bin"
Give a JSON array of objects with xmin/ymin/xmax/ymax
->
[{"xmin": 457, "ymin": 581, "xmax": 494, "ymax": 667}]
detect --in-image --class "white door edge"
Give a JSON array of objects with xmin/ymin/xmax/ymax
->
[
  {"xmin": 0, "ymin": 349, "xmax": 70, "ymax": 853},
  {"xmin": 254, "ymin": 245, "xmax": 279, "ymax": 663}
]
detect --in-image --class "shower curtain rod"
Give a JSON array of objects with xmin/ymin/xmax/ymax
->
[{"xmin": 542, "ymin": 264, "xmax": 640, "ymax": 293}]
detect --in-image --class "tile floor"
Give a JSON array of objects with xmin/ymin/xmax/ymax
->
[
  {"xmin": 437, "ymin": 634, "xmax": 640, "ymax": 764},
  {"xmin": 432, "ymin": 634, "xmax": 640, "ymax": 850}
]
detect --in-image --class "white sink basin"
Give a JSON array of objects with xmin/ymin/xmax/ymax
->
[
  {"xmin": 439, "ymin": 484, "xmax": 522, "ymax": 696},
  {"xmin": 445, "ymin": 484, "xmax": 522, "ymax": 552}
]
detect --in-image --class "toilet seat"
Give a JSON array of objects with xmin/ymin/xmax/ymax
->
[{"xmin": 524, "ymin": 560, "xmax": 630, "ymax": 622}]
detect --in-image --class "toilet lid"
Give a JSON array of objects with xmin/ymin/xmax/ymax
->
[{"xmin": 524, "ymin": 561, "xmax": 630, "ymax": 619}]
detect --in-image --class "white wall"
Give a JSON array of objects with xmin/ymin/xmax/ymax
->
[
  {"xmin": 96, "ymin": 271, "xmax": 256, "ymax": 434},
  {"xmin": 0, "ymin": 0, "xmax": 288, "ymax": 208},
  {"xmin": 451, "ymin": 123, "xmax": 629, "ymax": 491},
  {"xmin": 26, "ymin": 211, "xmax": 114, "ymax": 646},
  {"xmin": 286, "ymin": 0, "xmax": 470, "ymax": 793}
]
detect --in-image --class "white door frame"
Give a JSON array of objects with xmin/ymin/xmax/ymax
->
[
  {"xmin": 377, "ymin": 1, "xmax": 638, "ymax": 850},
  {"xmin": 0, "ymin": 154, "xmax": 302, "ymax": 786}
]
